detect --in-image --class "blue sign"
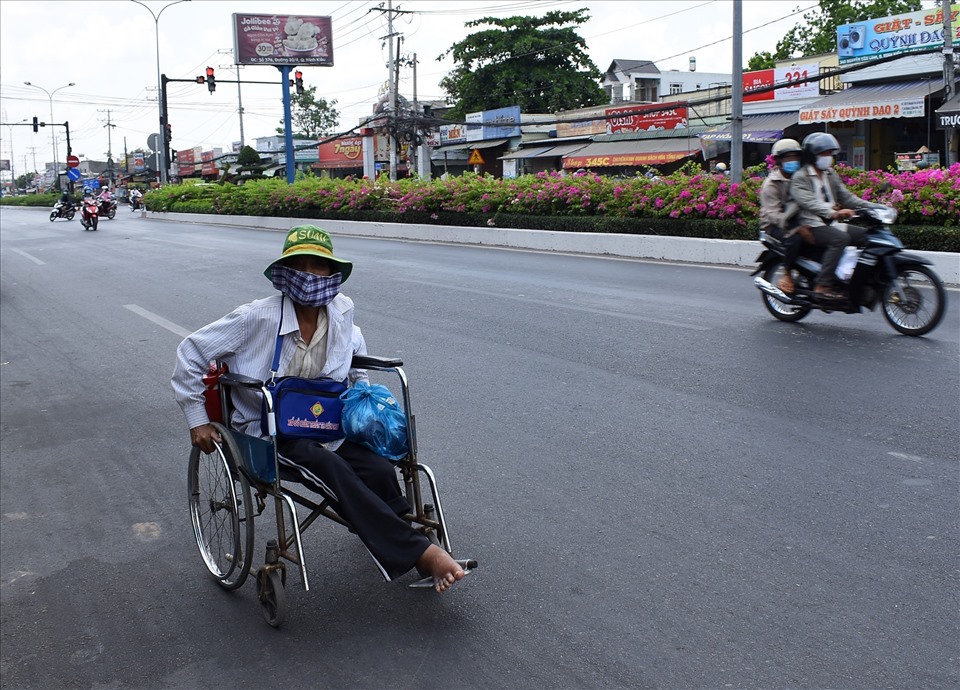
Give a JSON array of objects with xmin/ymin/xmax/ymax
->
[{"xmin": 66, "ymin": 167, "xmax": 81, "ymax": 181}]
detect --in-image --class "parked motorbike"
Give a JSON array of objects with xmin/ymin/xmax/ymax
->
[
  {"xmin": 79, "ymin": 195, "xmax": 100, "ymax": 231},
  {"xmin": 98, "ymin": 197, "xmax": 118, "ymax": 220},
  {"xmin": 49, "ymin": 200, "xmax": 75, "ymax": 222},
  {"xmin": 752, "ymin": 206, "xmax": 946, "ymax": 336}
]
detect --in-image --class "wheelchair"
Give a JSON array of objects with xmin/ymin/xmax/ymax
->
[{"xmin": 187, "ymin": 355, "xmax": 476, "ymax": 627}]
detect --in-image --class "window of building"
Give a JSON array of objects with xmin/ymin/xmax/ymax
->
[{"xmin": 669, "ymin": 83, "xmax": 684, "ymax": 95}]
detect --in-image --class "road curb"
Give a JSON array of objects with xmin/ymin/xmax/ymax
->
[{"xmin": 134, "ymin": 210, "xmax": 959, "ymax": 285}]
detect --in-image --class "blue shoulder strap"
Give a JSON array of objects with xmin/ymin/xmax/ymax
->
[{"xmin": 269, "ymin": 295, "xmax": 284, "ymax": 382}]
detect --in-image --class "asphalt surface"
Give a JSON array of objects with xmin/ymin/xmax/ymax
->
[{"xmin": 1, "ymin": 206, "xmax": 958, "ymax": 690}]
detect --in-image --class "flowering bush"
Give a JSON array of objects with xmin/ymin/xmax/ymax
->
[{"xmin": 144, "ymin": 164, "xmax": 960, "ymax": 234}]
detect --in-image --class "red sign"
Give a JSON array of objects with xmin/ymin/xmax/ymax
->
[
  {"xmin": 563, "ymin": 150, "xmax": 690, "ymax": 169},
  {"xmin": 743, "ymin": 69, "xmax": 775, "ymax": 103},
  {"xmin": 177, "ymin": 149, "xmax": 196, "ymax": 165},
  {"xmin": 605, "ymin": 104, "xmax": 689, "ymax": 134},
  {"xmin": 316, "ymin": 138, "xmax": 363, "ymax": 169},
  {"xmin": 66, "ymin": 155, "xmax": 80, "ymax": 168},
  {"xmin": 201, "ymin": 161, "xmax": 218, "ymax": 175}
]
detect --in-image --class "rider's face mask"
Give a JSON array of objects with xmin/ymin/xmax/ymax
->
[
  {"xmin": 815, "ymin": 154, "xmax": 834, "ymax": 171},
  {"xmin": 271, "ymin": 265, "xmax": 341, "ymax": 307},
  {"xmin": 781, "ymin": 160, "xmax": 801, "ymax": 175}
]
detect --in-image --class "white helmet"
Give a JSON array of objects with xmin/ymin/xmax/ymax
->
[
  {"xmin": 714, "ymin": 162, "xmax": 727, "ymax": 172},
  {"xmin": 771, "ymin": 138, "xmax": 802, "ymax": 159}
]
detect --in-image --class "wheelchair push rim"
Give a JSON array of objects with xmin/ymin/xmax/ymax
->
[{"xmin": 187, "ymin": 425, "xmax": 255, "ymax": 590}]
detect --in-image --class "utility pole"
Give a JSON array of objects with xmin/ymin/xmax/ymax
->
[
  {"xmin": 730, "ymin": 0, "xmax": 744, "ymax": 183},
  {"xmin": 387, "ymin": 0, "xmax": 397, "ymax": 181},
  {"xmin": 944, "ymin": 0, "xmax": 956, "ymax": 165},
  {"xmin": 27, "ymin": 146, "xmax": 38, "ymax": 174},
  {"xmin": 411, "ymin": 52, "xmax": 418, "ymax": 175},
  {"xmin": 218, "ymin": 50, "xmax": 246, "ymax": 149},
  {"xmin": 101, "ymin": 109, "xmax": 116, "ymax": 187}
]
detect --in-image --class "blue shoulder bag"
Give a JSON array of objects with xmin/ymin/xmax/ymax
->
[{"xmin": 261, "ymin": 297, "xmax": 347, "ymax": 442}]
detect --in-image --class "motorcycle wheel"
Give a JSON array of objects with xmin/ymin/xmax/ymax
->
[
  {"xmin": 762, "ymin": 264, "xmax": 811, "ymax": 322},
  {"xmin": 49, "ymin": 211, "xmax": 58, "ymax": 222},
  {"xmin": 91, "ymin": 216, "xmax": 99, "ymax": 231},
  {"xmin": 881, "ymin": 265, "xmax": 946, "ymax": 336},
  {"xmin": 107, "ymin": 208, "xmax": 116, "ymax": 220},
  {"xmin": 66, "ymin": 209, "xmax": 75, "ymax": 220}
]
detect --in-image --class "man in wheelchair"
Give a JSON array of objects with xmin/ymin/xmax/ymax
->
[{"xmin": 172, "ymin": 225, "xmax": 465, "ymax": 593}]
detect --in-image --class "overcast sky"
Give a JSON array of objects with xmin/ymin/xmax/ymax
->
[{"xmin": 0, "ymin": 0, "xmax": 938, "ymax": 172}]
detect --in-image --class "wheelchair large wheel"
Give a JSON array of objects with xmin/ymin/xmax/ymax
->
[{"xmin": 188, "ymin": 428, "xmax": 255, "ymax": 590}]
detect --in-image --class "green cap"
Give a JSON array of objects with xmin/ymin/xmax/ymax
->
[{"xmin": 263, "ymin": 225, "xmax": 353, "ymax": 283}]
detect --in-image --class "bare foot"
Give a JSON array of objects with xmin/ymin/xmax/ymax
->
[{"xmin": 415, "ymin": 544, "xmax": 465, "ymax": 593}]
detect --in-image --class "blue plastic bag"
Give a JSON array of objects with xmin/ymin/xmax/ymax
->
[{"xmin": 340, "ymin": 381, "xmax": 409, "ymax": 462}]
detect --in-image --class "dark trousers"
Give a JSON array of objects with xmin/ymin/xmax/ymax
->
[
  {"xmin": 809, "ymin": 223, "xmax": 867, "ymax": 286},
  {"xmin": 782, "ymin": 233, "xmax": 804, "ymax": 270},
  {"xmin": 277, "ymin": 438, "xmax": 429, "ymax": 580}
]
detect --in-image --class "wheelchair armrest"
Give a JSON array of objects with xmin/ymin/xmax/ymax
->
[
  {"xmin": 219, "ymin": 372, "xmax": 265, "ymax": 389},
  {"xmin": 352, "ymin": 354, "xmax": 403, "ymax": 370}
]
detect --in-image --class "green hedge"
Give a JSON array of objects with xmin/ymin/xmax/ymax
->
[{"xmin": 1, "ymin": 192, "xmax": 62, "ymax": 207}]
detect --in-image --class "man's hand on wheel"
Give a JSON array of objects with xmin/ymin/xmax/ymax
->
[{"xmin": 191, "ymin": 424, "xmax": 222, "ymax": 454}]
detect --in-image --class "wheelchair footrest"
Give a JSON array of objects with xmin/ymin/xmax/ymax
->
[{"xmin": 408, "ymin": 559, "xmax": 477, "ymax": 589}]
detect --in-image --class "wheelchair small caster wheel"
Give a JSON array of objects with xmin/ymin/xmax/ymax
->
[{"xmin": 257, "ymin": 568, "xmax": 285, "ymax": 628}]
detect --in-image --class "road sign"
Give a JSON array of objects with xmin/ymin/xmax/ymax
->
[
  {"xmin": 147, "ymin": 133, "xmax": 160, "ymax": 152},
  {"xmin": 67, "ymin": 155, "xmax": 80, "ymax": 168},
  {"xmin": 468, "ymin": 149, "xmax": 485, "ymax": 165},
  {"xmin": 66, "ymin": 167, "xmax": 81, "ymax": 181}
]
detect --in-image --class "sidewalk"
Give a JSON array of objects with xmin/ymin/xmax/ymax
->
[{"xmin": 145, "ymin": 211, "xmax": 960, "ymax": 285}]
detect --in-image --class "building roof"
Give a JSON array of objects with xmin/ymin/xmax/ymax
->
[{"xmin": 606, "ymin": 59, "xmax": 660, "ymax": 80}]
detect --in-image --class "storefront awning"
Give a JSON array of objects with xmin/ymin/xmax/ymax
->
[
  {"xmin": 499, "ymin": 146, "xmax": 556, "ymax": 160},
  {"xmin": 798, "ymin": 79, "xmax": 943, "ymax": 124},
  {"xmin": 536, "ymin": 142, "xmax": 589, "ymax": 157},
  {"xmin": 935, "ymin": 91, "xmax": 960, "ymax": 129},
  {"xmin": 433, "ymin": 138, "xmax": 509, "ymax": 154},
  {"xmin": 562, "ymin": 138, "xmax": 699, "ymax": 169},
  {"xmin": 698, "ymin": 111, "xmax": 799, "ymax": 143}
]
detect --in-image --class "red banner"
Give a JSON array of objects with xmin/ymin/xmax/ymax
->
[
  {"xmin": 563, "ymin": 150, "xmax": 690, "ymax": 169},
  {"xmin": 201, "ymin": 161, "xmax": 218, "ymax": 175},
  {"xmin": 177, "ymin": 149, "xmax": 196, "ymax": 165},
  {"xmin": 605, "ymin": 104, "xmax": 688, "ymax": 133},
  {"xmin": 316, "ymin": 137, "xmax": 363, "ymax": 169},
  {"xmin": 743, "ymin": 69, "xmax": 775, "ymax": 103}
]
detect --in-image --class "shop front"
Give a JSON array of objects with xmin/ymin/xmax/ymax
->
[
  {"xmin": 561, "ymin": 135, "xmax": 701, "ymax": 174},
  {"xmin": 798, "ymin": 79, "xmax": 944, "ymax": 169}
]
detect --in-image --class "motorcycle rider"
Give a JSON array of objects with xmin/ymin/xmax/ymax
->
[
  {"xmin": 758, "ymin": 139, "xmax": 811, "ymax": 294},
  {"xmin": 129, "ymin": 187, "xmax": 143, "ymax": 209},
  {"xmin": 789, "ymin": 132, "xmax": 875, "ymax": 300},
  {"xmin": 98, "ymin": 187, "xmax": 113, "ymax": 215},
  {"xmin": 57, "ymin": 190, "xmax": 74, "ymax": 216}
]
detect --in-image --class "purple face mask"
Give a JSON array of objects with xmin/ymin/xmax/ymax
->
[{"xmin": 271, "ymin": 265, "xmax": 341, "ymax": 306}]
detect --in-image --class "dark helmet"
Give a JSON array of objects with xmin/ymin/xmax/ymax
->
[{"xmin": 802, "ymin": 132, "xmax": 840, "ymax": 156}]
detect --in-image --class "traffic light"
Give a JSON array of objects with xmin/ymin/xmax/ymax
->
[
  {"xmin": 196, "ymin": 75, "xmax": 205, "ymax": 85},
  {"xmin": 294, "ymin": 70, "xmax": 304, "ymax": 95},
  {"xmin": 32, "ymin": 116, "xmax": 39, "ymax": 132},
  {"xmin": 165, "ymin": 123, "xmax": 172, "ymax": 143},
  {"xmin": 206, "ymin": 67, "xmax": 215, "ymax": 94}
]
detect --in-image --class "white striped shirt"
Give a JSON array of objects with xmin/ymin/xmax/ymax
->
[{"xmin": 171, "ymin": 292, "xmax": 367, "ymax": 437}]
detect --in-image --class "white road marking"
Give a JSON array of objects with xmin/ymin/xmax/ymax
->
[
  {"xmin": 124, "ymin": 304, "xmax": 191, "ymax": 338},
  {"xmin": 6, "ymin": 247, "xmax": 45, "ymax": 265}
]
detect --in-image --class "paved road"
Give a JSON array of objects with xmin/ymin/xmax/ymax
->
[{"xmin": 1, "ymin": 207, "xmax": 958, "ymax": 690}]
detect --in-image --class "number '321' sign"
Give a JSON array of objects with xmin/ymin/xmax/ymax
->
[{"xmin": 743, "ymin": 64, "xmax": 820, "ymax": 103}]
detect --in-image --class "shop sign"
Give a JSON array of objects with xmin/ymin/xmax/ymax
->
[
  {"xmin": 605, "ymin": 104, "xmax": 688, "ymax": 134},
  {"xmin": 836, "ymin": 4, "xmax": 959, "ymax": 64},
  {"xmin": 556, "ymin": 117, "xmax": 606, "ymax": 138},
  {"xmin": 465, "ymin": 112, "xmax": 483, "ymax": 142},
  {"xmin": 799, "ymin": 97, "xmax": 925, "ymax": 123},
  {"xmin": 440, "ymin": 124, "xmax": 467, "ymax": 145},
  {"xmin": 233, "ymin": 13, "xmax": 333, "ymax": 66},
  {"xmin": 743, "ymin": 64, "xmax": 820, "ymax": 103},
  {"xmin": 177, "ymin": 148, "xmax": 196, "ymax": 165},
  {"xmin": 563, "ymin": 150, "xmax": 689, "ymax": 168},
  {"xmin": 480, "ymin": 106, "xmax": 521, "ymax": 139},
  {"xmin": 936, "ymin": 111, "xmax": 960, "ymax": 129},
  {"xmin": 201, "ymin": 161, "xmax": 218, "ymax": 175},
  {"xmin": 317, "ymin": 137, "xmax": 363, "ymax": 168}
]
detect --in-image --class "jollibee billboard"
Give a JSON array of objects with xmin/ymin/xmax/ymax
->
[{"xmin": 233, "ymin": 14, "xmax": 333, "ymax": 66}]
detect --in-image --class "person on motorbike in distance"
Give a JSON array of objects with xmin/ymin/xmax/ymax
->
[
  {"xmin": 58, "ymin": 189, "xmax": 74, "ymax": 213},
  {"xmin": 758, "ymin": 139, "xmax": 811, "ymax": 294},
  {"xmin": 789, "ymin": 132, "xmax": 874, "ymax": 300}
]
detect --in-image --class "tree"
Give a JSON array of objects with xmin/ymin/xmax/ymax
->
[
  {"xmin": 748, "ymin": 0, "xmax": 923, "ymax": 70},
  {"xmin": 276, "ymin": 86, "xmax": 339, "ymax": 139},
  {"xmin": 438, "ymin": 9, "xmax": 606, "ymax": 120},
  {"xmin": 14, "ymin": 172, "xmax": 35, "ymax": 190},
  {"xmin": 237, "ymin": 145, "xmax": 262, "ymax": 167}
]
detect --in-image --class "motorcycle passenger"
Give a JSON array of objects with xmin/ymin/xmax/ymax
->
[
  {"xmin": 758, "ymin": 139, "xmax": 811, "ymax": 295},
  {"xmin": 790, "ymin": 133, "xmax": 874, "ymax": 300},
  {"xmin": 98, "ymin": 187, "xmax": 113, "ymax": 214}
]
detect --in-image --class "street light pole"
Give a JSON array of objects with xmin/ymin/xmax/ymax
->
[
  {"xmin": 130, "ymin": 0, "xmax": 190, "ymax": 185},
  {"xmin": 22, "ymin": 81, "xmax": 74, "ymax": 178}
]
